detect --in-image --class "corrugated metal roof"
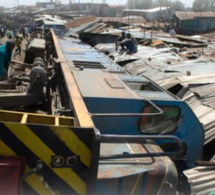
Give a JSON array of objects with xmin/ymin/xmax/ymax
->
[
  {"xmin": 190, "ymin": 84, "xmax": 215, "ymax": 98},
  {"xmin": 175, "ymin": 11, "xmax": 215, "ymax": 20},
  {"xmin": 65, "ymin": 16, "xmax": 97, "ymax": 29},
  {"xmin": 65, "ymin": 21, "xmax": 101, "ymax": 36},
  {"xmin": 35, "ymin": 15, "xmax": 67, "ymax": 24},
  {"xmin": 100, "ymin": 29, "xmax": 207, "ymax": 47},
  {"xmin": 184, "ymin": 166, "xmax": 215, "ymax": 195},
  {"xmin": 43, "ymin": 20, "xmax": 65, "ymax": 25},
  {"xmin": 109, "ymin": 4, "xmax": 123, "ymax": 8},
  {"xmin": 100, "ymin": 16, "xmax": 146, "ymax": 25}
]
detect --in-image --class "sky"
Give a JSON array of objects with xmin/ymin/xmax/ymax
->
[{"xmin": 0, "ymin": 0, "xmax": 194, "ymax": 8}]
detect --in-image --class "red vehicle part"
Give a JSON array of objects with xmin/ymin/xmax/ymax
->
[{"xmin": 0, "ymin": 157, "xmax": 24, "ymax": 195}]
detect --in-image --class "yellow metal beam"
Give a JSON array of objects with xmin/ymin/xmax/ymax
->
[
  {"xmin": 21, "ymin": 113, "xmax": 28, "ymax": 124},
  {"xmin": 0, "ymin": 109, "xmax": 75, "ymax": 127}
]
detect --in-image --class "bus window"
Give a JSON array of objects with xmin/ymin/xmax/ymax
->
[{"xmin": 139, "ymin": 106, "xmax": 180, "ymax": 134}]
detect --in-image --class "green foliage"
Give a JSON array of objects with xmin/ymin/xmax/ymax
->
[
  {"xmin": 153, "ymin": 0, "xmax": 171, "ymax": 7},
  {"xmin": 127, "ymin": 0, "xmax": 153, "ymax": 9},
  {"xmin": 192, "ymin": 0, "xmax": 215, "ymax": 11},
  {"xmin": 172, "ymin": 0, "xmax": 186, "ymax": 11}
]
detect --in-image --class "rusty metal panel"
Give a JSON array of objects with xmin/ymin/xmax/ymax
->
[
  {"xmin": 175, "ymin": 11, "xmax": 215, "ymax": 20},
  {"xmin": 100, "ymin": 16, "xmax": 146, "ymax": 25},
  {"xmin": 98, "ymin": 141, "xmax": 178, "ymax": 194},
  {"xmin": 98, "ymin": 142, "xmax": 154, "ymax": 179}
]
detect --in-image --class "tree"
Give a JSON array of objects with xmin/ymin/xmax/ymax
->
[
  {"xmin": 136, "ymin": 0, "xmax": 154, "ymax": 9},
  {"xmin": 171, "ymin": 0, "xmax": 186, "ymax": 11},
  {"xmin": 153, "ymin": 0, "xmax": 171, "ymax": 7},
  {"xmin": 192, "ymin": 0, "xmax": 215, "ymax": 11},
  {"xmin": 127, "ymin": 0, "xmax": 154, "ymax": 9},
  {"xmin": 126, "ymin": 0, "xmax": 185, "ymax": 11}
]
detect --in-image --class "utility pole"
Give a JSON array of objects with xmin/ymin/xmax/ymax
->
[
  {"xmin": 159, "ymin": 0, "xmax": 162, "ymax": 29},
  {"xmin": 17, "ymin": 0, "xmax": 19, "ymax": 6},
  {"xmin": 78, "ymin": 0, "xmax": 80, "ymax": 16},
  {"xmin": 200, "ymin": 5, "xmax": 204, "ymax": 55}
]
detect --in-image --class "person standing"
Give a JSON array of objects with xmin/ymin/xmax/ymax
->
[
  {"xmin": 21, "ymin": 26, "xmax": 25, "ymax": 39},
  {"xmin": 0, "ymin": 40, "xmax": 15, "ymax": 81},
  {"xmin": 7, "ymin": 29, "xmax": 13, "ymax": 39},
  {"xmin": 14, "ymin": 35, "xmax": 22, "ymax": 56},
  {"xmin": 169, "ymin": 28, "xmax": 176, "ymax": 36},
  {"xmin": 24, "ymin": 26, "xmax": 28, "ymax": 39},
  {"xmin": 1, "ymin": 26, "xmax": 5, "ymax": 38}
]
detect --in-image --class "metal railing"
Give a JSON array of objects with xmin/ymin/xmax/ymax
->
[{"xmin": 91, "ymin": 100, "xmax": 163, "ymax": 117}]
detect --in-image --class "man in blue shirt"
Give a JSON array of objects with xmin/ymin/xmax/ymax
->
[
  {"xmin": 120, "ymin": 33, "xmax": 138, "ymax": 54},
  {"xmin": 0, "ymin": 40, "xmax": 15, "ymax": 81}
]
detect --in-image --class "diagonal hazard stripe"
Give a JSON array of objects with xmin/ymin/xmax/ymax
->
[
  {"xmin": 28, "ymin": 124, "xmax": 90, "ymax": 182},
  {"xmin": 5, "ymin": 123, "xmax": 87, "ymax": 195},
  {"xmin": 0, "ymin": 123, "xmax": 77, "ymax": 195},
  {"xmin": 0, "ymin": 139, "xmax": 54, "ymax": 195},
  {"xmin": 23, "ymin": 182, "xmax": 40, "ymax": 195},
  {"xmin": 50, "ymin": 126, "xmax": 92, "ymax": 168}
]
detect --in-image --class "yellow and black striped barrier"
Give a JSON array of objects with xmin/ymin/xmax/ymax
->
[{"xmin": 0, "ymin": 110, "xmax": 99, "ymax": 195}]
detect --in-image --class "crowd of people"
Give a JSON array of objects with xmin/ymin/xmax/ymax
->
[
  {"xmin": 0, "ymin": 13, "xmax": 35, "ymax": 43},
  {"xmin": 0, "ymin": 13, "xmax": 34, "ymax": 34},
  {"xmin": 0, "ymin": 13, "xmax": 35, "ymax": 81}
]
